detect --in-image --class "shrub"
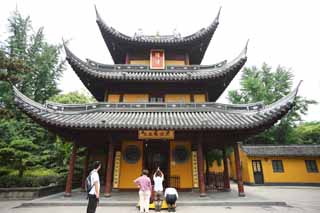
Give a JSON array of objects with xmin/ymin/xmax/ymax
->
[
  {"xmin": 0, "ymin": 167, "xmax": 13, "ymax": 177},
  {"xmin": 0, "ymin": 168, "xmax": 61, "ymax": 187},
  {"xmin": 0, "ymin": 175, "xmax": 61, "ymax": 187}
]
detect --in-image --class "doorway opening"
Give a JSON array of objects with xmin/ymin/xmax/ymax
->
[{"xmin": 143, "ymin": 140, "xmax": 170, "ymax": 187}]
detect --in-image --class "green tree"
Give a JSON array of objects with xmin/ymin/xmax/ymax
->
[
  {"xmin": 228, "ymin": 63, "xmax": 317, "ymax": 144},
  {"xmin": 49, "ymin": 91, "xmax": 95, "ymax": 104},
  {"xmin": 5, "ymin": 9, "xmax": 65, "ymax": 103},
  {"xmin": 294, "ymin": 122, "xmax": 320, "ymax": 144},
  {"xmin": 0, "ymin": 9, "xmax": 66, "ymax": 179},
  {"xmin": 0, "ymin": 139, "xmax": 38, "ymax": 177},
  {"xmin": 40, "ymin": 92, "xmax": 93, "ymax": 174}
]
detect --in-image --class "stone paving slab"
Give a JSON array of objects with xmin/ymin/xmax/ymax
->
[{"xmin": 15, "ymin": 183, "xmax": 288, "ymax": 208}]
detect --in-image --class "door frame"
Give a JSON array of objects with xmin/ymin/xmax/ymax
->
[
  {"xmin": 142, "ymin": 140, "xmax": 170, "ymax": 186},
  {"xmin": 252, "ymin": 160, "xmax": 264, "ymax": 184}
]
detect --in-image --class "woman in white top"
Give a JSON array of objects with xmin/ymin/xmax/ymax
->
[{"xmin": 153, "ymin": 167, "xmax": 164, "ymax": 212}]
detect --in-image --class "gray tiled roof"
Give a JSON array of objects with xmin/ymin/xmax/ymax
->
[
  {"xmin": 95, "ymin": 6, "xmax": 220, "ymax": 45},
  {"xmin": 13, "ymin": 83, "xmax": 299, "ymax": 131},
  {"xmin": 95, "ymin": 6, "xmax": 221, "ymax": 64},
  {"xmin": 64, "ymin": 43, "xmax": 247, "ymax": 81},
  {"xmin": 242, "ymin": 145, "xmax": 320, "ymax": 157}
]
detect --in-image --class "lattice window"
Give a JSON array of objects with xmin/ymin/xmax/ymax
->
[
  {"xmin": 305, "ymin": 160, "xmax": 318, "ymax": 173},
  {"xmin": 272, "ymin": 160, "xmax": 284, "ymax": 173}
]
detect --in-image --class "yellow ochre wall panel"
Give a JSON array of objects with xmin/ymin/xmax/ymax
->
[
  {"xmin": 194, "ymin": 94, "xmax": 206, "ymax": 103},
  {"xmin": 107, "ymin": 94, "xmax": 120, "ymax": 103},
  {"xmin": 230, "ymin": 147, "xmax": 320, "ymax": 184},
  {"xmin": 165, "ymin": 94, "xmax": 191, "ymax": 103},
  {"xmin": 166, "ymin": 60, "xmax": 185, "ymax": 65},
  {"xmin": 247, "ymin": 157, "xmax": 320, "ymax": 184},
  {"xmin": 123, "ymin": 94, "xmax": 149, "ymax": 103},
  {"xmin": 129, "ymin": 60, "xmax": 149, "ymax": 65},
  {"xmin": 229, "ymin": 149, "xmax": 251, "ymax": 183},
  {"xmin": 170, "ymin": 141, "xmax": 193, "ymax": 188},
  {"xmin": 129, "ymin": 60, "xmax": 185, "ymax": 66},
  {"xmin": 119, "ymin": 141, "xmax": 143, "ymax": 189}
]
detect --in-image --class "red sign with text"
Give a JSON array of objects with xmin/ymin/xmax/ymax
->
[{"xmin": 150, "ymin": 49, "xmax": 165, "ymax": 69}]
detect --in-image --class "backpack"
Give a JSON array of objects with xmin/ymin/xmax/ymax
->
[{"xmin": 85, "ymin": 172, "xmax": 93, "ymax": 197}]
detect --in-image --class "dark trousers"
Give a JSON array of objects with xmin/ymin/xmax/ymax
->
[
  {"xmin": 165, "ymin": 194, "xmax": 177, "ymax": 212},
  {"xmin": 87, "ymin": 194, "xmax": 98, "ymax": 213}
]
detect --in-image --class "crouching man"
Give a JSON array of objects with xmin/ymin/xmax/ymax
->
[{"xmin": 164, "ymin": 187, "xmax": 178, "ymax": 213}]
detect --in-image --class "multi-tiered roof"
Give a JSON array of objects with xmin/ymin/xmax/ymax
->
[{"xmin": 13, "ymin": 7, "xmax": 299, "ymax": 143}]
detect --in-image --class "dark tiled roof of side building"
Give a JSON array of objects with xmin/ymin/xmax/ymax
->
[{"xmin": 242, "ymin": 145, "xmax": 320, "ymax": 157}]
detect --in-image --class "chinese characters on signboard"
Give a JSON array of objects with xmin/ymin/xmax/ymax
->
[
  {"xmin": 138, "ymin": 130, "xmax": 174, "ymax": 139},
  {"xmin": 150, "ymin": 49, "xmax": 165, "ymax": 69}
]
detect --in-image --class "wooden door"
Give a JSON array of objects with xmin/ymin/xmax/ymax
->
[{"xmin": 252, "ymin": 160, "xmax": 264, "ymax": 184}]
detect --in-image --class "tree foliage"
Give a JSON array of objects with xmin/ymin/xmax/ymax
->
[
  {"xmin": 0, "ymin": 9, "xmax": 67, "ymax": 179},
  {"xmin": 294, "ymin": 122, "xmax": 320, "ymax": 144},
  {"xmin": 0, "ymin": 139, "xmax": 38, "ymax": 177},
  {"xmin": 49, "ymin": 91, "xmax": 95, "ymax": 104},
  {"xmin": 228, "ymin": 63, "xmax": 317, "ymax": 144}
]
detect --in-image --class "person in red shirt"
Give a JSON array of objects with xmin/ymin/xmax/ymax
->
[{"xmin": 134, "ymin": 169, "xmax": 152, "ymax": 213}]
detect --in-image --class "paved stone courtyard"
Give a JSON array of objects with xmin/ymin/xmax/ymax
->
[{"xmin": 1, "ymin": 183, "xmax": 320, "ymax": 212}]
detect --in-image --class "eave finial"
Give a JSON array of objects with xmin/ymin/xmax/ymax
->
[
  {"xmin": 215, "ymin": 6, "xmax": 222, "ymax": 23},
  {"xmin": 294, "ymin": 80, "xmax": 303, "ymax": 97},
  {"xmin": 244, "ymin": 39, "xmax": 249, "ymax": 56},
  {"xmin": 94, "ymin": 5, "xmax": 101, "ymax": 22},
  {"xmin": 62, "ymin": 38, "xmax": 70, "ymax": 57}
]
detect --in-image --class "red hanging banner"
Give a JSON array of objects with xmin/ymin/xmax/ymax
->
[{"xmin": 150, "ymin": 49, "xmax": 165, "ymax": 69}]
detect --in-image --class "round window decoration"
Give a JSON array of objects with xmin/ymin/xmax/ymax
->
[
  {"xmin": 172, "ymin": 145, "xmax": 189, "ymax": 163},
  {"xmin": 123, "ymin": 145, "xmax": 141, "ymax": 164}
]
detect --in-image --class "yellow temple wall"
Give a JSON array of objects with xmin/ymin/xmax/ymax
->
[
  {"xmin": 105, "ymin": 94, "xmax": 207, "ymax": 103},
  {"xmin": 129, "ymin": 60, "xmax": 149, "ymax": 65},
  {"xmin": 246, "ymin": 157, "xmax": 320, "ymax": 184},
  {"xmin": 230, "ymin": 148, "xmax": 320, "ymax": 184},
  {"xmin": 229, "ymin": 149, "xmax": 252, "ymax": 183},
  {"xmin": 118, "ymin": 141, "xmax": 143, "ymax": 189},
  {"xmin": 170, "ymin": 141, "xmax": 193, "ymax": 188},
  {"xmin": 106, "ymin": 94, "xmax": 120, "ymax": 102},
  {"xmin": 165, "ymin": 94, "xmax": 191, "ymax": 103},
  {"xmin": 193, "ymin": 94, "xmax": 206, "ymax": 103},
  {"xmin": 166, "ymin": 60, "xmax": 185, "ymax": 65},
  {"xmin": 123, "ymin": 94, "xmax": 149, "ymax": 102},
  {"xmin": 129, "ymin": 59, "xmax": 185, "ymax": 66}
]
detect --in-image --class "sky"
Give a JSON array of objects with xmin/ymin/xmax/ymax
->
[{"xmin": 0, "ymin": 0, "xmax": 319, "ymax": 122}]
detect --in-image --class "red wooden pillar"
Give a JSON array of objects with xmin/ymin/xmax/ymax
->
[
  {"xmin": 104, "ymin": 140, "xmax": 115, "ymax": 197},
  {"xmin": 81, "ymin": 149, "xmax": 90, "ymax": 191},
  {"xmin": 197, "ymin": 136, "xmax": 207, "ymax": 197},
  {"xmin": 64, "ymin": 143, "xmax": 78, "ymax": 197},
  {"xmin": 222, "ymin": 148, "xmax": 230, "ymax": 191},
  {"xmin": 234, "ymin": 142, "xmax": 245, "ymax": 197}
]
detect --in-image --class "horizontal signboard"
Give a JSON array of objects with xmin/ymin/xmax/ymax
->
[{"xmin": 138, "ymin": 130, "xmax": 174, "ymax": 139}]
